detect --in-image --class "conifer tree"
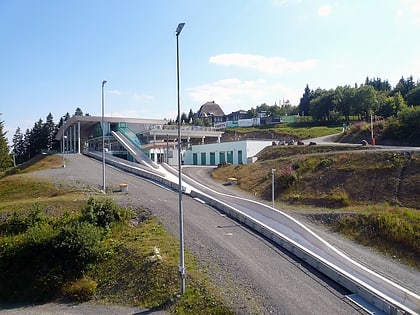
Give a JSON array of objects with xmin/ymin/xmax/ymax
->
[{"xmin": 0, "ymin": 115, "xmax": 12, "ymax": 171}]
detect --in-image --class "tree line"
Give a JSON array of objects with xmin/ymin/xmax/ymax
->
[
  {"xmin": 298, "ymin": 75, "xmax": 420, "ymax": 121},
  {"xmin": 5, "ymin": 108, "xmax": 87, "ymax": 167}
]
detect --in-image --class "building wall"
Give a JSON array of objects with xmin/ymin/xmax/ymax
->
[{"xmin": 184, "ymin": 140, "xmax": 274, "ymax": 166}]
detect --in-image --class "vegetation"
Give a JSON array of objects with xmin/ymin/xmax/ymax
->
[
  {"xmin": 212, "ymin": 147, "xmax": 420, "ymax": 268},
  {"xmin": 0, "ymin": 156, "xmax": 232, "ymax": 313},
  {"xmin": 0, "ymin": 114, "xmax": 13, "ymax": 172},
  {"xmin": 298, "ymin": 76, "xmax": 419, "ymax": 121},
  {"xmin": 330, "ymin": 207, "xmax": 419, "ymax": 266}
]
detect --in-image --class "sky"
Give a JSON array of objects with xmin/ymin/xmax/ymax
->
[{"xmin": 1, "ymin": 0, "xmax": 420, "ymax": 144}]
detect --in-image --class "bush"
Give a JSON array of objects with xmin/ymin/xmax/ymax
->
[
  {"xmin": 1, "ymin": 205, "xmax": 48, "ymax": 236},
  {"xmin": 53, "ymin": 221, "xmax": 105, "ymax": 276},
  {"xmin": 62, "ymin": 276, "xmax": 98, "ymax": 302},
  {"xmin": 81, "ymin": 197, "xmax": 132, "ymax": 229}
]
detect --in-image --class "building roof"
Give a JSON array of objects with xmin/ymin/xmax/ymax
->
[{"xmin": 197, "ymin": 101, "xmax": 225, "ymax": 117}]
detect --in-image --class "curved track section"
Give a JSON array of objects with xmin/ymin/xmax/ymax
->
[{"xmin": 88, "ymin": 155, "xmax": 420, "ymax": 314}]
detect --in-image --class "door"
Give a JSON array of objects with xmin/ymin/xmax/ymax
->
[
  {"xmin": 227, "ymin": 151, "xmax": 233, "ymax": 164},
  {"xmin": 201, "ymin": 152, "xmax": 206, "ymax": 165},
  {"xmin": 238, "ymin": 150, "xmax": 243, "ymax": 164},
  {"xmin": 210, "ymin": 152, "xmax": 216, "ymax": 165},
  {"xmin": 219, "ymin": 152, "xmax": 225, "ymax": 164},
  {"xmin": 193, "ymin": 153, "xmax": 198, "ymax": 165}
]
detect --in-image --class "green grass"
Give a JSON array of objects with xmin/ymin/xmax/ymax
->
[
  {"xmin": 330, "ymin": 205, "xmax": 420, "ymax": 268},
  {"xmin": 228, "ymin": 122, "xmax": 343, "ymax": 139}
]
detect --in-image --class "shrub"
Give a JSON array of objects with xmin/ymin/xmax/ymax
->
[
  {"xmin": 62, "ymin": 276, "xmax": 98, "ymax": 302},
  {"xmin": 1, "ymin": 205, "xmax": 48, "ymax": 236},
  {"xmin": 81, "ymin": 197, "xmax": 132, "ymax": 229},
  {"xmin": 53, "ymin": 221, "xmax": 105, "ymax": 276}
]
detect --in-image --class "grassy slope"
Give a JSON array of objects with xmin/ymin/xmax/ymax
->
[
  {"xmin": 212, "ymin": 145, "xmax": 420, "ymax": 268},
  {"xmin": 0, "ymin": 155, "xmax": 232, "ymax": 314}
]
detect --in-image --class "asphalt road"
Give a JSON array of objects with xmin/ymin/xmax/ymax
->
[{"xmin": 6, "ymin": 153, "xmax": 419, "ymax": 315}]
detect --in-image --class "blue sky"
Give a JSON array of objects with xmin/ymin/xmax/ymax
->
[{"xmin": 1, "ymin": 0, "xmax": 420, "ymax": 143}]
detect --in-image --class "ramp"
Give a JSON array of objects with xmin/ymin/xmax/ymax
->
[{"xmin": 111, "ymin": 130, "xmax": 159, "ymax": 169}]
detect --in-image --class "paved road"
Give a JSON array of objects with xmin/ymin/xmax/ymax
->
[{"xmin": 9, "ymin": 154, "xmax": 419, "ymax": 314}]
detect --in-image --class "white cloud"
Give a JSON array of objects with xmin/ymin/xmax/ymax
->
[
  {"xmin": 271, "ymin": 0, "xmax": 288, "ymax": 6},
  {"xmin": 398, "ymin": 0, "xmax": 420, "ymax": 23},
  {"xmin": 186, "ymin": 78, "xmax": 302, "ymax": 113},
  {"xmin": 209, "ymin": 53, "xmax": 319, "ymax": 74},
  {"xmin": 132, "ymin": 93, "xmax": 154, "ymax": 102},
  {"xmin": 108, "ymin": 89, "xmax": 121, "ymax": 95},
  {"xmin": 317, "ymin": 4, "xmax": 332, "ymax": 17}
]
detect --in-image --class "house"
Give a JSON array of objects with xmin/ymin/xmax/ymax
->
[
  {"xmin": 196, "ymin": 101, "xmax": 225, "ymax": 126},
  {"xmin": 224, "ymin": 110, "xmax": 249, "ymax": 122}
]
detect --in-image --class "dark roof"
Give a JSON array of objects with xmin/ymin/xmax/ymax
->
[{"xmin": 197, "ymin": 101, "xmax": 225, "ymax": 117}]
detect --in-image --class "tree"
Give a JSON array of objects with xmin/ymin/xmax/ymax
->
[
  {"xmin": 364, "ymin": 76, "xmax": 391, "ymax": 91},
  {"xmin": 0, "ymin": 115, "xmax": 12, "ymax": 171},
  {"xmin": 12, "ymin": 127, "xmax": 25, "ymax": 164},
  {"xmin": 180, "ymin": 112, "xmax": 188, "ymax": 124},
  {"xmin": 187, "ymin": 109, "xmax": 194, "ymax": 124},
  {"xmin": 354, "ymin": 85, "xmax": 378, "ymax": 120},
  {"xmin": 247, "ymin": 107, "xmax": 257, "ymax": 118},
  {"xmin": 45, "ymin": 113, "xmax": 57, "ymax": 151},
  {"xmin": 406, "ymin": 84, "xmax": 420, "ymax": 106},
  {"xmin": 299, "ymin": 84, "xmax": 312, "ymax": 116},
  {"xmin": 309, "ymin": 89, "xmax": 335, "ymax": 121},
  {"xmin": 393, "ymin": 76, "xmax": 416, "ymax": 98},
  {"xmin": 23, "ymin": 128, "xmax": 32, "ymax": 160},
  {"xmin": 75, "ymin": 107, "xmax": 83, "ymax": 116}
]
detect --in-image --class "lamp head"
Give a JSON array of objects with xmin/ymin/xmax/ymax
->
[
  {"xmin": 176, "ymin": 23, "xmax": 185, "ymax": 36},
  {"xmin": 102, "ymin": 80, "xmax": 107, "ymax": 86}
]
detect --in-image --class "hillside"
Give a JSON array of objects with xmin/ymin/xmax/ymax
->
[
  {"xmin": 212, "ymin": 146, "xmax": 420, "ymax": 209},
  {"xmin": 211, "ymin": 145, "xmax": 420, "ymax": 266}
]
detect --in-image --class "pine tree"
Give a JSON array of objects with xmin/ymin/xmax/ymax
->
[
  {"xmin": 0, "ymin": 115, "xmax": 12, "ymax": 171},
  {"xmin": 45, "ymin": 113, "xmax": 57, "ymax": 151},
  {"xmin": 299, "ymin": 84, "xmax": 312, "ymax": 116},
  {"xmin": 12, "ymin": 127, "xmax": 25, "ymax": 164}
]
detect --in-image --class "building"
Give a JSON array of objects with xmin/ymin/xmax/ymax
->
[
  {"xmin": 55, "ymin": 115, "xmax": 224, "ymax": 166},
  {"xmin": 184, "ymin": 140, "xmax": 274, "ymax": 165},
  {"xmin": 196, "ymin": 101, "xmax": 225, "ymax": 126},
  {"xmin": 224, "ymin": 110, "xmax": 249, "ymax": 122}
]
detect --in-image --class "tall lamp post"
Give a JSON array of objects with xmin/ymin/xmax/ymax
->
[
  {"xmin": 101, "ymin": 80, "xmax": 107, "ymax": 193},
  {"xmin": 176, "ymin": 22, "xmax": 186, "ymax": 295},
  {"xmin": 272, "ymin": 168, "xmax": 276, "ymax": 208},
  {"xmin": 61, "ymin": 121, "xmax": 66, "ymax": 168}
]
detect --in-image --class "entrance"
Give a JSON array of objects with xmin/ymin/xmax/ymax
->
[{"xmin": 210, "ymin": 152, "xmax": 216, "ymax": 165}]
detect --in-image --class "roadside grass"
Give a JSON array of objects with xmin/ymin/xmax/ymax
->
[
  {"xmin": 228, "ymin": 123, "xmax": 342, "ymax": 139},
  {"xmin": 0, "ymin": 157, "xmax": 233, "ymax": 313},
  {"xmin": 212, "ymin": 149, "xmax": 420, "ymax": 269}
]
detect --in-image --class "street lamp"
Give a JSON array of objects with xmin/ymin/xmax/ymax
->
[
  {"xmin": 272, "ymin": 169, "xmax": 276, "ymax": 208},
  {"xmin": 101, "ymin": 80, "xmax": 107, "ymax": 193},
  {"xmin": 176, "ymin": 22, "xmax": 186, "ymax": 295},
  {"xmin": 62, "ymin": 120, "xmax": 67, "ymax": 168}
]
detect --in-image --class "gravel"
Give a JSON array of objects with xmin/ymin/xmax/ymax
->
[{"xmin": 4, "ymin": 153, "xmax": 419, "ymax": 315}]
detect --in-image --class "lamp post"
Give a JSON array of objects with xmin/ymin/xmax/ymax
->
[
  {"xmin": 176, "ymin": 22, "xmax": 186, "ymax": 295},
  {"xmin": 62, "ymin": 120, "xmax": 67, "ymax": 168},
  {"xmin": 101, "ymin": 80, "xmax": 107, "ymax": 193},
  {"xmin": 272, "ymin": 168, "xmax": 276, "ymax": 208}
]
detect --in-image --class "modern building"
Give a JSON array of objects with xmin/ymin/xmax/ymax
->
[
  {"xmin": 55, "ymin": 115, "xmax": 224, "ymax": 166},
  {"xmin": 184, "ymin": 140, "xmax": 275, "ymax": 166}
]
